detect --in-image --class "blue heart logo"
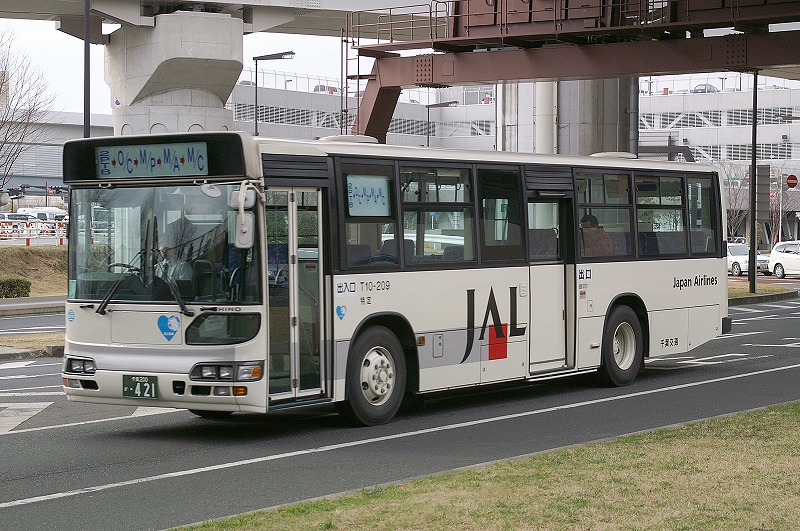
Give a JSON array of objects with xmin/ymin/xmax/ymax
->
[
  {"xmin": 157, "ymin": 314, "xmax": 180, "ymax": 341},
  {"xmin": 336, "ymin": 305, "xmax": 346, "ymax": 320}
]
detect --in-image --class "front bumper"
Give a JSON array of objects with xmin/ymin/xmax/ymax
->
[{"xmin": 62, "ymin": 369, "xmax": 267, "ymax": 413}]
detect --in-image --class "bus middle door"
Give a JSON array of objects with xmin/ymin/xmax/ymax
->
[{"xmin": 527, "ymin": 199, "xmax": 570, "ymax": 373}]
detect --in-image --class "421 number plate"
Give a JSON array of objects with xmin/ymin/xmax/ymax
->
[{"xmin": 122, "ymin": 375, "xmax": 158, "ymax": 399}]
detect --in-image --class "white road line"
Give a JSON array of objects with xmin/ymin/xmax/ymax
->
[
  {"xmin": 733, "ymin": 314, "xmax": 779, "ymax": 322},
  {"xmin": 711, "ymin": 331, "xmax": 765, "ymax": 340},
  {"xmin": 0, "ymin": 373, "xmax": 60, "ymax": 381},
  {"xmin": 2, "ymin": 362, "xmax": 799, "ymax": 509},
  {"xmin": 728, "ymin": 307, "xmax": 767, "ymax": 314},
  {"xmin": 0, "ymin": 385, "xmax": 62, "ymax": 392},
  {"xmin": 0, "ymin": 402, "xmax": 53, "ymax": 434},
  {"xmin": 761, "ymin": 304, "xmax": 797, "ymax": 310},
  {"xmin": 0, "ymin": 392, "xmax": 65, "ymax": 397},
  {"xmin": 0, "ymin": 361, "xmax": 36, "ymax": 370}
]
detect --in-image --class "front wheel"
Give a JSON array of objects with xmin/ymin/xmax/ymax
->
[
  {"xmin": 731, "ymin": 262, "xmax": 742, "ymax": 276},
  {"xmin": 775, "ymin": 263, "xmax": 786, "ymax": 279},
  {"xmin": 337, "ymin": 325, "xmax": 407, "ymax": 426},
  {"xmin": 598, "ymin": 306, "xmax": 643, "ymax": 387}
]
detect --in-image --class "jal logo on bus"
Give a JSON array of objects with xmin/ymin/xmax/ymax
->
[
  {"xmin": 95, "ymin": 142, "xmax": 209, "ymax": 179},
  {"xmin": 462, "ymin": 288, "xmax": 526, "ymax": 363},
  {"xmin": 157, "ymin": 315, "xmax": 181, "ymax": 341}
]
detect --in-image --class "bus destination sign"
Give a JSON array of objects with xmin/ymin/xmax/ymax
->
[{"xmin": 96, "ymin": 142, "xmax": 209, "ymax": 178}]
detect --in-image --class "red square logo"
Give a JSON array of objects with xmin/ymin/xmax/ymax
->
[{"xmin": 488, "ymin": 323, "xmax": 508, "ymax": 360}]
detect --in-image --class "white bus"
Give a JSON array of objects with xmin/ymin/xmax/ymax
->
[{"xmin": 62, "ymin": 132, "xmax": 730, "ymax": 426}]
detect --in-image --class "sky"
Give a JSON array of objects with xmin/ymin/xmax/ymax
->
[{"xmin": 1, "ymin": 18, "xmax": 345, "ymax": 114}]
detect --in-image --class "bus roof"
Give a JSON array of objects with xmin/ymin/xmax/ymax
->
[{"xmin": 254, "ymin": 135, "xmax": 719, "ymax": 174}]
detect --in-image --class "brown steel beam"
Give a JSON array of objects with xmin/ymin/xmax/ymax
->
[{"xmin": 354, "ymin": 30, "xmax": 800, "ymax": 140}]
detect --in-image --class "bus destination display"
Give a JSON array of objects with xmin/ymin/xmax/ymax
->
[{"xmin": 96, "ymin": 142, "xmax": 209, "ymax": 178}]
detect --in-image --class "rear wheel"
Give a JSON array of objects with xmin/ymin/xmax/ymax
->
[
  {"xmin": 598, "ymin": 306, "xmax": 643, "ymax": 387},
  {"xmin": 731, "ymin": 262, "xmax": 742, "ymax": 276},
  {"xmin": 775, "ymin": 264, "xmax": 786, "ymax": 278},
  {"xmin": 337, "ymin": 325, "xmax": 406, "ymax": 426}
]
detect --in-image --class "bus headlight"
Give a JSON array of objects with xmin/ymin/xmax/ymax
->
[
  {"xmin": 65, "ymin": 357, "xmax": 96, "ymax": 375},
  {"xmin": 236, "ymin": 363, "xmax": 263, "ymax": 381},
  {"xmin": 190, "ymin": 362, "xmax": 262, "ymax": 382}
]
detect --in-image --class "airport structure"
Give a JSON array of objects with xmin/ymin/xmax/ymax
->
[{"xmin": 3, "ymin": 1, "xmax": 800, "ymax": 238}]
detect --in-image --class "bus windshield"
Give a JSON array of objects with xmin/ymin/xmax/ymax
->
[{"xmin": 68, "ymin": 184, "xmax": 261, "ymax": 305}]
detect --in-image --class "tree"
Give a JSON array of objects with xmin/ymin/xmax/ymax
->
[
  {"xmin": 717, "ymin": 160, "xmax": 749, "ymax": 239},
  {"xmin": 0, "ymin": 29, "xmax": 55, "ymax": 191}
]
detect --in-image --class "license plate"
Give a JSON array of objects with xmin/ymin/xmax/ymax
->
[{"xmin": 122, "ymin": 375, "xmax": 158, "ymax": 399}]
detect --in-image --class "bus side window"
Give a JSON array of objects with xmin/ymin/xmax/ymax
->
[
  {"xmin": 347, "ymin": 244, "xmax": 373, "ymax": 266},
  {"xmin": 479, "ymin": 168, "xmax": 524, "ymax": 262}
]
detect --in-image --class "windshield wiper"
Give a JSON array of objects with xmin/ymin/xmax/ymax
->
[
  {"xmin": 96, "ymin": 252, "xmax": 143, "ymax": 315},
  {"xmin": 160, "ymin": 270, "xmax": 195, "ymax": 317}
]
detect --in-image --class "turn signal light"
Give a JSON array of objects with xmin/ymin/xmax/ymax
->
[{"xmin": 233, "ymin": 387, "xmax": 248, "ymax": 396}]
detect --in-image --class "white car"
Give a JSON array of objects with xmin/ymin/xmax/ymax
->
[
  {"xmin": 727, "ymin": 243, "xmax": 770, "ymax": 276},
  {"xmin": 769, "ymin": 241, "xmax": 800, "ymax": 278}
]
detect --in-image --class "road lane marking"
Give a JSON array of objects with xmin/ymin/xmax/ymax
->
[
  {"xmin": 728, "ymin": 307, "xmax": 767, "ymax": 314},
  {"xmin": 0, "ymin": 385, "xmax": 62, "ymax": 392},
  {"xmin": 0, "ymin": 373, "xmax": 60, "ymax": 381},
  {"xmin": 711, "ymin": 331, "xmax": 764, "ymax": 340},
  {"xmin": 0, "ymin": 392, "xmax": 65, "ymax": 397},
  {"xmin": 0, "ymin": 402, "xmax": 53, "ymax": 434},
  {"xmin": 0, "ymin": 361, "xmax": 36, "ymax": 370},
  {"xmin": 2, "ymin": 362, "xmax": 800, "ymax": 509}
]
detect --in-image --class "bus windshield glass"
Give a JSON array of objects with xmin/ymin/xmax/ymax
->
[{"xmin": 67, "ymin": 184, "xmax": 261, "ymax": 305}]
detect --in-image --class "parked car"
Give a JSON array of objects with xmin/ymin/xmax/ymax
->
[
  {"xmin": 692, "ymin": 84, "xmax": 719, "ymax": 93},
  {"xmin": 727, "ymin": 243, "xmax": 770, "ymax": 276},
  {"xmin": 769, "ymin": 240, "xmax": 800, "ymax": 278}
]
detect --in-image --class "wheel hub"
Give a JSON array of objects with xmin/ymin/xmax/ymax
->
[{"xmin": 360, "ymin": 348, "xmax": 395, "ymax": 406}]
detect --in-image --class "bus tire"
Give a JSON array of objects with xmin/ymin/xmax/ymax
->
[
  {"xmin": 598, "ymin": 305, "xmax": 643, "ymax": 387},
  {"xmin": 188, "ymin": 410, "xmax": 233, "ymax": 419},
  {"xmin": 337, "ymin": 325, "xmax": 406, "ymax": 426}
]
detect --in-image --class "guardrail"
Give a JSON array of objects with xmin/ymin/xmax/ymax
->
[{"xmin": 0, "ymin": 221, "xmax": 68, "ymax": 246}]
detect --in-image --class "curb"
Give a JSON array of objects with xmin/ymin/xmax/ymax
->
[
  {"xmin": 728, "ymin": 289, "xmax": 799, "ymax": 306},
  {"xmin": 0, "ymin": 305, "xmax": 65, "ymax": 317}
]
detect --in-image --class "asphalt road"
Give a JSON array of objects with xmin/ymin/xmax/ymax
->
[{"xmin": 1, "ymin": 298, "xmax": 800, "ymax": 530}]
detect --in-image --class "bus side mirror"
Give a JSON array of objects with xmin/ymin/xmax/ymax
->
[
  {"xmin": 0, "ymin": 192, "xmax": 8, "ymax": 206},
  {"xmin": 229, "ymin": 189, "xmax": 255, "ymax": 209},
  {"xmin": 234, "ymin": 212, "xmax": 255, "ymax": 249}
]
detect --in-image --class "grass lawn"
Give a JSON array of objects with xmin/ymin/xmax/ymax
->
[{"xmin": 180, "ymin": 403, "xmax": 800, "ymax": 530}]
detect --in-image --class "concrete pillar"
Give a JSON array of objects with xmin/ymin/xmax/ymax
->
[
  {"xmin": 557, "ymin": 78, "xmax": 632, "ymax": 156},
  {"xmin": 104, "ymin": 11, "xmax": 243, "ymax": 135},
  {"xmin": 499, "ymin": 79, "xmax": 630, "ymax": 156},
  {"xmin": 534, "ymin": 81, "xmax": 558, "ymax": 155}
]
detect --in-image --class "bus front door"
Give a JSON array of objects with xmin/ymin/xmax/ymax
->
[
  {"xmin": 265, "ymin": 188, "xmax": 325, "ymax": 401},
  {"xmin": 528, "ymin": 200, "xmax": 570, "ymax": 373}
]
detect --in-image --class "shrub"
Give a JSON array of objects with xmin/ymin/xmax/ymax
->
[{"xmin": 0, "ymin": 275, "xmax": 32, "ymax": 298}]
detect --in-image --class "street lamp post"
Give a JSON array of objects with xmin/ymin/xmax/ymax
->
[
  {"xmin": 425, "ymin": 101, "xmax": 458, "ymax": 147},
  {"xmin": 253, "ymin": 51, "xmax": 295, "ymax": 136}
]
